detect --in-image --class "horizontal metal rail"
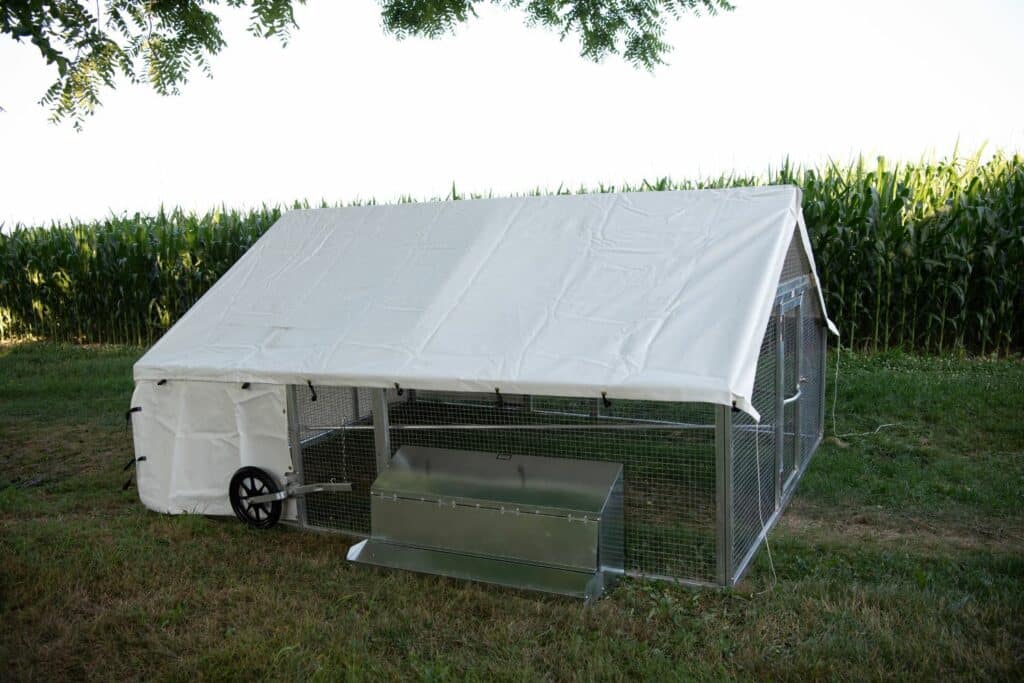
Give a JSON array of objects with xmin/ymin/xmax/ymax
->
[
  {"xmin": 378, "ymin": 396, "xmax": 710, "ymax": 429},
  {"xmin": 302, "ymin": 422, "xmax": 714, "ymax": 432},
  {"xmin": 248, "ymin": 481, "xmax": 353, "ymax": 505}
]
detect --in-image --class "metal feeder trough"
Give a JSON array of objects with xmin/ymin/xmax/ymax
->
[{"xmin": 347, "ymin": 445, "xmax": 624, "ymax": 600}]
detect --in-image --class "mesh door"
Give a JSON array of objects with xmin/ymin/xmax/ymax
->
[
  {"xmin": 292, "ymin": 386, "xmax": 377, "ymax": 535},
  {"xmin": 800, "ymin": 317, "xmax": 825, "ymax": 464},
  {"xmin": 730, "ymin": 315, "xmax": 778, "ymax": 572},
  {"xmin": 729, "ymin": 288, "xmax": 827, "ymax": 582},
  {"xmin": 782, "ymin": 304, "xmax": 800, "ymax": 487}
]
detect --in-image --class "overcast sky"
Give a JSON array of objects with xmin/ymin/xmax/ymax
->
[{"xmin": 1, "ymin": 0, "xmax": 1022, "ymax": 227}]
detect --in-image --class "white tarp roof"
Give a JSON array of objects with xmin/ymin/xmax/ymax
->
[{"xmin": 135, "ymin": 186, "xmax": 835, "ymax": 419}]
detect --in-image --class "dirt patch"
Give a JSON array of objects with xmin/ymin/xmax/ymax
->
[
  {"xmin": 0, "ymin": 420, "xmax": 129, "ymax": 485},
  {"xmin": 779, "ymin": 499, "xmax": 1024, "ymax": 555}
]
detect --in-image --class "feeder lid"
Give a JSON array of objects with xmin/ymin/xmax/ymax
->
[{"xmin": 373, "ymin": 446, "xmax": 622, "ymax": 517}]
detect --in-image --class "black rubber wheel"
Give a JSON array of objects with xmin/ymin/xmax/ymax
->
[{"xmin": 229, "ymin": 466, "xmax": 282, "ymax": 529}]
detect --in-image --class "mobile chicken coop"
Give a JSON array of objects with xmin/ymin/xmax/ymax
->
[{"xmin": 129, "ymin": 187, "xmax": 836, "ymax": 599}]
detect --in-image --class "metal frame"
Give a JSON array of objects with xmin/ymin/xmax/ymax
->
[
  {"xmin": 283, "ymin": 278, "xmax": 827, "ymax": 591},
  {"xmin": 729, "ymin": 414, "xmax": 821, "ymax": 585},
  {"xmin": 714, "ymin": 405, "xmax": 733, "ymax": 586},
  {"xmin": 785, "ymin": 292, "xmax": 803, "ymax": 492},
  {"xmin": 727, "ymin": 280, "xmax": 826, "ymax": 586},
  {"xmin": 371, "ymin": 388, "xmax": 391, "ymax": 473},
  {"xmin": 285, "ymin": 384, "xmax": 308, "ymax": 526},
  {"xmin": 248, "ymin": 479, "xmax": 352, "ymax": 505},
  {"xmin": 291, "ymin": 422, "xmax": 712, "ymax": 432}
]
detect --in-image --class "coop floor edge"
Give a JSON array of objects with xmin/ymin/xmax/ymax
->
[{"xmin": 347, "ymin": 539, "xmax": 612, "ymax": 600}]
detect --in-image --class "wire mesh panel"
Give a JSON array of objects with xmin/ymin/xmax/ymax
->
[
  {"xmin": 729, "ymin": 278, "xmax": 828, "ymax": 582},
  {"xmin": 782, "ymin": 304, "xmax": 800, "ymax": 483},
  {"xmin": 384, "ymin": 395, "xmax": 719, "ymax": 584},
  {"xmin": 800, "ymin": 314, "xmax": 825, "ymax": 464},
  {"xmin": 730, "ymin": 314, "xmax": 778, "ymax": 577},
  {"xmin": 290, "ymin": 385, "xmax": 718, "ymax": 584},
  {"xmin": 780, "ymin": 226, "xmax": 811, "ymax": 282},
  {"xmin": 293, "ymin": 385, "xmax": 378, "ymax": 535}
]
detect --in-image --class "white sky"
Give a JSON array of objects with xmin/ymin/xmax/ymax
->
[{"xmin": 1, "ymin": 0, "xmax": 1022, "ymax": 227}]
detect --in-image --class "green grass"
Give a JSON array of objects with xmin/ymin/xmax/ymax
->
[{"xmin": 1, "ymin": 343, "xmax": 1023, "ymax": 680}]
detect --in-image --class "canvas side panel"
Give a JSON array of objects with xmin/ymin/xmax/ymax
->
[
  {"xmin": 131, "ymin": 381, "xmax": 293, "ymax": 519},
  {"xmin": 164, "ymin": 381, "xmax": 239, "ymax": 515},
  {"xmin": 233, "ymin": 383, "xmax": 296, "ymax": 521},
  {"xmin": 130, "ymin": 381, "xmax": 176, "ymax": 513}
]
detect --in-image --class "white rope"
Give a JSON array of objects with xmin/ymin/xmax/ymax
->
[
  {"xmin": 753, "ymin": 413, "xmax": 777, "ymax": 593},
  {"xmin": 831, "ymin": 335, "xmax": 899, "ymax": 438},
  {"xmin": 836, "ymin": 423, "xmax": 899, "ymax": 438}
]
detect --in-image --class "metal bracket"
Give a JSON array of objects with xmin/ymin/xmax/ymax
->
[{"xmin": 248, "ymin": 481, "xmax": 353, "ymax": 505}]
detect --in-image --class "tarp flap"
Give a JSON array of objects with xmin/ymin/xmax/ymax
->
[
  {"xmin": 135, "ymin": 187, "xmax": 834, "ymax": 418},
  {"xmin": 130, "ymin": 380, "xmax": 295, "ymax": 518}
]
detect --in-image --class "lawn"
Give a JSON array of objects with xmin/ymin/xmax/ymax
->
[{"xmin": 1, "ymin": 343, "xmax": 1022, "ymax": 681}]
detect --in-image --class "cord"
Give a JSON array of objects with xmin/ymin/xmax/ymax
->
[
  {"xmin": 830, "ymin": 335, "xmax": 899, "ymax": 439},
  {"xmin": 753, "ymin": 416, "xmax": 778, "ymax": 593}
]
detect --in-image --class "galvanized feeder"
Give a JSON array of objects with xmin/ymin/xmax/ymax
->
[{"xmin": 128, "ymin": 187, "xmax": 835, "ymax": 597}]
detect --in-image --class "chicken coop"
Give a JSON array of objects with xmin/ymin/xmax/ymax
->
[{"xmin": 129, "ymin": 187, "xmax": 836, "ymax": 599}]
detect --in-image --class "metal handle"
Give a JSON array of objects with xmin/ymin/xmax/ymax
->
[
  {"xmin": 248, "ymin": 481, "xmax": 353, "ymax": 505},
  {"xmin": 782, "ymin": 388, "xmax": 803, "ymax": 405}
]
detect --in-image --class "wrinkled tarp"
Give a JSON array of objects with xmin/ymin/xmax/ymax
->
[
  {"xmin": 131, "ymin": 187, "xmax": 836, "ymax": 515},
  {"xmin": 135, "ymin": 186, "xmax": 833, "ymax": 418}
]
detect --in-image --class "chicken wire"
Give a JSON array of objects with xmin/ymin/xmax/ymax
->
[
  {"xmin": 385, "ymin": 394, "xmax": 718, "ymax": 583},
  {"xmin": 292, "ymin": 385, "xmax": 378, "ymax": 535},
  {"xmin": 730, "ymin": 315, "xmax": 779, "ymax": 577},
  {"xmin": 728, "ymin": 285, "xmax": 827, "ymax": 582},
  {"xmin": 801, "ymin": 316, "xmax": 826, "ymax": 465},
  {"xmin": 291, "ymin": 386, "xmax": 719, "ymax": 584},
  {"xmin": 781, "ymin": 226, "xmax": 811, "ymax": 282}
]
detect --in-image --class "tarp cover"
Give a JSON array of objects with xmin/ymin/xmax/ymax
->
[{"xmin": 135, "ymin": 186, "xmax": 834, "ymax": 419}]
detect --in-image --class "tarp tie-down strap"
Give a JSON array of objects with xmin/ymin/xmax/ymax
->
[
  {"xmin": 123, "ymin": 456, "xmax": 147, "ymax": 471},
  {"xmin": 307, "ymin": 380, "xmax": 317, "ymax": 402},
  {"xmin": 122, "ymin": 455, "xmax": 148, "ymax": 490},
  {"xmin": 122, "ymin": 406, "xmax": 144, "ymax": 490},
  {"xmin": 124, "ymin": 406, "xmax": 142, "ymax": 434}
]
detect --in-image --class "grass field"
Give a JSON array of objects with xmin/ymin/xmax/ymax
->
[{"xmin": 1, "ymin": 343, "xmax": 1022, "ymax": 680}]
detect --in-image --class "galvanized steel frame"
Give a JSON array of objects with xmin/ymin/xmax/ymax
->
[
  {"xmin": 284, "ymin": 278, "xmax": 827, "ymax": 589},
  {"xmin": 726, "ymin": 278, "xmax": 826, "ymax": 586}
]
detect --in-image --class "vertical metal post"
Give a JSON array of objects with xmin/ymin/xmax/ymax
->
[
  {"xmin": 285, "ymin": 385, "xmax": 307, "ymax": 527},
  {"xmin": 715, "ymin": 404, "xmax": 734, "ymax": 586},
  {"xmin": 371, "ymin": 388, "xmax": 391, "ymax": 474},
  {"xmin": 793, "ymin": 295, "xmax": 803, "ymax": 468},
  {"xmin": 774, "ymin": 305, "xmax": 785, "ymax": 512},
  {"xmin": 819, "ymin": 324, "xmax": 828, "ymax": 441},
  {"xmin": 351, "ymin": 387, "xmax": 361, "ymax": 420}
]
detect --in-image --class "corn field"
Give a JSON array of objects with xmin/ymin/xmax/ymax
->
[{"xmin": 1, "ymin": 151, "xmax": 1022, "ymax": 353}]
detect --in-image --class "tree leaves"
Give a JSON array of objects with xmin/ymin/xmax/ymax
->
[
  {"xmin": 379, "ymin": 1, "xmax": 733, "ymax": 69},
  {"xmin": 2, "ymin": 0, "xmax": 304, "ymax": 128},
  {"xmin": 3, "ymin": 0, "xmax": 731, "ymax": 127}
]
